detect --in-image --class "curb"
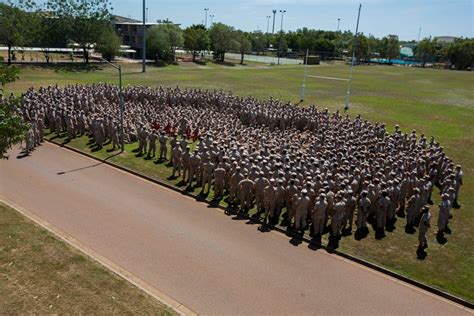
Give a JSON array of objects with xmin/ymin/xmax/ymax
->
[
  {"xmin": 45, "ymin": 139, "xmax": 474, "ymax": 310},
  {"xmin": 0, "ymin": 197, "xmax": 197, "ymax": 316}
]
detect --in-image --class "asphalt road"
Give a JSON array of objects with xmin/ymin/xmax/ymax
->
[{"xmin": 0, "ymin": 143, "xmax": 470, "ymax": 315}]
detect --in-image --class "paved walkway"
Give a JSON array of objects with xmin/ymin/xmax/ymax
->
[{"xmin": 0, "ymin": 143, "xmax": 470, "ymax": 315}]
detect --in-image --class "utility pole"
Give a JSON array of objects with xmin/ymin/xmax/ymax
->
[
  {"xmin": 345, "ymin": 4, "xmax": 362, "ymax": 111},
  {"xmin": 418, "ymin": 26, "xmax": 422, "ymax": 42},
  {"xmin": 142, "ymin": 0, "xmax": 146, "ymax": 73},
  {"xmin": 204, "ymin": 8, "xmax": 209, "ymax": 28},
  {"xmin": 266, "ymin": 15, "xmax": 271, "ymax": 34},
  {"xmin": 271, "ymin": 10, "xmax": 277, "ymax": 34},
  {"xmin": 277, "ymin": 9, "xmax": 286, "ymax": 65}
]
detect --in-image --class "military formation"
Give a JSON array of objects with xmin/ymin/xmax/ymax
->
[{"xmin": 6, "ymin": 83, "xmax": 464, "ymax": 253}]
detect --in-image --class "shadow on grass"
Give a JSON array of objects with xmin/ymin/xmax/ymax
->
[
  {"xmin": 212, "ymin": 60, "xmax": 237, "ymax": 67},
  {"xmin": 29, "ymin": 63, "xmax": 103, "ymax": 73}
]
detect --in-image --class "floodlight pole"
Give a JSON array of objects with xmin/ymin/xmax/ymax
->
[
  {"xmin": 300, "ymin": 49, "xmax": 309, "ymax": 102},
  {"xmin": 204, "ymin": 8, "xmax": 209, "ymax": 28},
  {"xmin": 266, "ymin": 15, "xmax": 271, "ymax": 34},
  {"xmin": 277, "ymin": 10, "xmax": 286, "ymax": 65},
  {"xmin": 101, "ymin": 59, "xmax": 125, "ymax": 153},
  {"xmin": 345, "ymin": 4, "xmax": 361, "ymax": 111},
  {"xmin": 271, "ymin": 10, "xmax": 277, "ymax": 34},
  {"xmin": 142, "ymin": 0, "xmax": 146, "ymax": 73},
  {"xmin": 333, "ymin": 18, "xmax": 340, "ymax": 61}
]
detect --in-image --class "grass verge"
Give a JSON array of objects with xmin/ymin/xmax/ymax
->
[{"xmin": 0, "ymin": 202, "xmax": 176, "ymax": 314}]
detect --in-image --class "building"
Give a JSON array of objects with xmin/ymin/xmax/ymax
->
[
  {"xmin": 112, "ymin": 15, "xmax": 158, "ymax": 58},
  {"xmin": 434, "ymin": 36, "xmax": 457, "ymax": 44},
  {"xmin": 112, "ymin": 15, "xmax": 181, "ymax": 59}
]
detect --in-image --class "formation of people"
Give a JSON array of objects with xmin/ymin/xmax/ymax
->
[{"xmin": 6, "ymin": 83, "xmax": 464, "ymax": 252}]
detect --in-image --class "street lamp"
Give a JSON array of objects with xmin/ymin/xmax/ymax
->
[
  {"xmin": 204, "ymin": 8, "xmax": 209, "ymax": 28},
  {"xmin": 100, "ymin": 58, "xmax": 125, "ymax": 153},
  {"xmin": 277, "ymin": 10, "xmax": 286, "ymax": 65},
  {"xmin": 209, "ymin": 14, "xmax": 214, "ymax": 26}
]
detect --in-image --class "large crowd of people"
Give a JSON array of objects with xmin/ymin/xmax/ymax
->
[{"xmin": 4, "ymin": 83, "xmax": 464, "ymax": 252}]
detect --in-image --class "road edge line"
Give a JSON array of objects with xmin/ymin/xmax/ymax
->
[
  {"xmin": 0, "ymin": 197, "xmax": 197, "ymax": 316},
  {"xmin": 45, "ymin": 139, "xmax": 474, "ymax": 310}
]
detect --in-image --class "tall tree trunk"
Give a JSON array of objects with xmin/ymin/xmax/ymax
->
[
  {"xmin": 240, "ymin": 52, "xmax": 244, "ymax": 64},
  {"xmin": 221, "ymin": 52, "xmax": 225, "ymax": 62},
  {"xmin": 193, "ymin": 52, "xmax": 196, "ymax": 62}
]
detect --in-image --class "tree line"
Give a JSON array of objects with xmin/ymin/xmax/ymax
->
[
  {"xmin": 1, "ymin": 0, "xmax": 473, "ymax": 69},
  {"xmin": 0, "ymin": 0, "xmax": 120, "ymax": 64}
]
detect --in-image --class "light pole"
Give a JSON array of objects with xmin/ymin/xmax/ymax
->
[
  {"xmin": 266, "ymin": 15, "xmax": 271, "ymax": 34},
  {"xmin": 204, "ymin": 8, "xmax": 209, "ymax": 28},
  {"xmin": 101, "ymin": 59, "xmax": 125, "ymax": 153},
  {"xmin": 271, "ymin": 10, "xmax": 277, "ymax": 34},
  {"xmin": 142, "ymin": 0, "xmax": 146, "ymax": 73},
  {"xmin": 345, "ymin": 4, "xmax": 362, "ymax": 111},
  {"xmin": 333, "ymin": 18, "xmax": 340, "ymax": 61},
  {"xmin": 146, "ymin": 7, "xmax": 148, "ymax": 22},
  {"xmin": 209, "ymin": 14, "xmax": 214, "ymax": 26},
  {"xmin": 277, "ymin": 9, "xmax": 286, "ymax": 65}
]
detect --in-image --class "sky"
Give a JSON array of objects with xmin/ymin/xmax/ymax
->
[{"xmin": 108, "ymin": 0, "xmax": 473, "ymax": 40}]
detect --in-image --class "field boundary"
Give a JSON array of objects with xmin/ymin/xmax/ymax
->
[
  {"xmin": 45, "ymin": 139, "xmax": 474, "ymax": 310},
  {"xmin": 0, "ymin": 197, "xmax": 197, "ymax": 316}
]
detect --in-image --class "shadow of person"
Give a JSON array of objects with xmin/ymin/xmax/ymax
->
[
  {"xmin": 16, "ymin": 151, "xmax": 29, "ymax": 159},
  {"xmin": 405, "ymin": 225, "xmax": 416, "ymax": 234},
  {"xmin": 436, "ymin": 233, "xmax": 448, "ymax": 245},
  {"xmin": 375, "ymin": 228, "xmax": 386, "ymax": 240},
  {"xmin": 354, "ymin": 228, "xmax": 369, "ymax": 241},
  {"xmin": 416, "ymin": 247, "xmax": 427, "ymax": 260},
  {"xmin": 289, "ymin": 232, "xmax": 303, "ymax": 246},
  {"xmin": 327, "ymin": 235, "xmax": 340, "ymax": 251},
  {"xmin": 258, "ymin": 224, "xmax": 272, "ymax": 233},
  {"xmin": 308, "ymin": 235, "xmax": 322, "ymax": 251}
]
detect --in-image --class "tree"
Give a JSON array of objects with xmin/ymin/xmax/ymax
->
[
  {"xmin": 209, "ymin": 23, "xmax": 237, "ymax": 62},
  {"xmin": 0, "ymin": 1, "xmax": 38, "ymax": 65},
  {"xmin": 382, "ymin": 35, "xmax": 400, "ymax": 63},
  {"xmin": 415, "ymin": 38, "xmax": 435, "ymax": 68},
  {"xmin": 0, "ymin": 62, "xmax": 28, "ymax": 159},
  {"xmin": 96, "ymin": 26, "xmax": 121, "ymax": 62},
  {"xmin": 349, "ymin": 33, "xmax": 369, "ymax": 62},
  {"xmin": 445, "ymin": 39, "xmax": 474, "ymax": 70},
  {"xmin": 147, "ymin": 24, "xmax": 183, "ymax": 63},
  {"xmin": 250, "ymin": 31, "xmax": 266, "ymax": 55},
  {"xmin": 236, "ymin": 32, "xmax": 251, "ymax": 64},
  {"xmin": 183, "ymin": 24, "xmax": 209, "ymax": 62},
  {"xmin": 0, "ymin": 61, "xmax": 20, "ymax": 90},
  {"xmin": 45, "ymin": 0, "xmax": 113, "ymax": 64},
  {"xmin": 35, "ymin": 11, "xmax": 70, "ymax": 64}
]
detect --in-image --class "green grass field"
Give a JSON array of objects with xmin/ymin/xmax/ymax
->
[
  {"xmin": 0, "ymin": 202, "xmax": 175, "ymax": 314},
  {"xmin": 5, "ymin": 60, "xmax": 474, "ymax": 302}
]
